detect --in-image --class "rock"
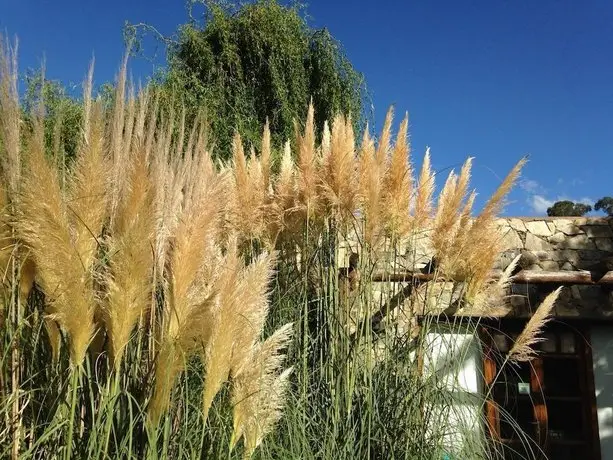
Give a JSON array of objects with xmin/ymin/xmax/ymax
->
[
  {"xmin": 555, "ymin": 220, "xmax": 584, "ymax": 236},
  {"xmin": 555, "ymin": 303, "xmax": 580, "ymax": 317},
  {"xmin": 570, "ymin": 285, "xmax": 582, "ymax": 299},
  {"xmin": 525, "ymin": 232, "xmax": 552, "ymax": 251},
  {"xmin": 551, "ymin": 249, "xmax": 580, "ymax": 264},
  {"xmin": 500, "ymin": 228, "xmax": 523, "ymax": 251},
  {"xmin": 548, "ymin": 232, "xmax": 567, "ymax": 245},
  {"xmin": 560, "ymin": 262, "xmax": 575, "ymax": 271},
  {"xmin": 507, "ymin": 218, "xmax": 527, "ymax": 232},
  {"xmin": 581, "ymin": 225, "xmax": 613, "ymax": 238},
  {"xmin": 562, "ymin": 234, "xmax": 595, "ymax": 250},
  {"xmin": 578, "ymin": 250, "xmax": 610, "ymax": 261},
  {"xmin": 510, "ymin": 295, "xmax": 527, "ymax": 309},
  {"xmin": 518, "ymin": 250, "xmax": 538, "ymax": 269},
  {"xmin": 534, "ymin": 250, "xmax": 552, "ymax": 261},
  {"xmin": 595, "ymin": 238, "xmax": 613, "ymax": 252},
  {"xmin": 415, "ymin": 281, "xmax": 463, "ymax": 314},
  {"xmin": 539, "ymin": 261, "xmax": 560, "ymax": 271},
  {"xmin": 494, "ymin": 250, "xmax": 521, "ymax": 270},
  {"xmin": 525, "ymin": 220, "xmax": 554, "ymax": 237}
]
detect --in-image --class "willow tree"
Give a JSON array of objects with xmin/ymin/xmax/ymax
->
[{"xmin": 137, "ymin": 0, "xmax": 368, "ymax": 158}]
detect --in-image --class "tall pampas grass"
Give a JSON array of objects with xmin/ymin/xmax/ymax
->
[
  {"xmin": 231, "ymin": 323, "xmax": 293, "ymax": 459},
  {"xmin": 1, "ymin": 35, "xmax": 561, "ymax": 460},
  {"xmin": 382, "ymin": 113, "xmax": 412, "ymax": 239},
  {"xmin": 17, "ymin": 108, "xmax": 97, "ymax": 367},
  {"xmin": 508, "ymin": 288, "xmax": 562, "ymax": 363}
]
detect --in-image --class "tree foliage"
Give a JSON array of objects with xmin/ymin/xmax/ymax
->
[
  {"xmin": 546, "ymin": 200, "xmax": 592, "ymax": 217},
  {"xmin": 595, "ymin": 196, "xmax": 613, "ymax": 216},
  {"xmin": 150, "ymin": 0, "xmax": 368, "ymax": 158},
  {"xmin": 22, "ymin": 70, "xmax": 83, "ymax": 163}
]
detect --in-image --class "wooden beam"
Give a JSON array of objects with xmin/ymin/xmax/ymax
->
[
  {"xmin": 370, "ymin": 269, "xmax": 613, "ymax": 285},
  {"xmin": 512, "ymin": 269, "xmax": 595, "ymax": 285}
]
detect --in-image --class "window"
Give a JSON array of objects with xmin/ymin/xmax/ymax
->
[{"xmin": 481, "ymin": 320, "xmax": 600, "ymax": 460}]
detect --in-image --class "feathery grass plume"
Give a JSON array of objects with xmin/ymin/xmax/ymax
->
[
  {"xmin": 229, "ymin": 132, "xmax": 267, "ymax": 242},
  {"xmin": 412, "ymin": 147, "xmax": 435, "ymax": 231},
  {"xmin": 131, "ymin": 85, "xmax": 150, "ymax": 151},
  {"xmin": 248, "ymin": 147, "xmax": 268, "ymax": 241},
  {"xmin": 382, "ymin": 113, "xmax": 412, "ymax": 238},
  {"xmin": 108, "ymin": 51, "xmax": 130, "ymax": 224},
  {"xmin": 431, "ymin": 170, "xmax": 458, "ymax": 271},
  {"xmin": 462, "ymin": 157, "xmax": 527, "ymax": 300},
  {"xmin": 82, "ymin": 59, "xmax": 94, "ymax": 143},
  {"xmin": 295, "ymin": 103, "xmax": 319, "ymax": 219},
  {"xmin": 231, "ymin": 323, "xmax": 293, "ymax": 459},
  {"xmin": 357, "ymin": 126, "xmax": 383, "ymax": 246},
  {"xmin": 0, "ymin": 34, "xmax": 21, "ymax": 195},
  {"xmin": 144, "ymin": 90, "xmax": 160, "ymax": 163},
  {"xmin": 151, "ymin": 120, "xmax": 185, "ymax": 279},
  {"xmin": 0, "ymin": 182, "xmax": 13, "ymax": 286},
  {"xmin": 68, "ymin": 92, "xmax": 108, "ymax": 272},
  {"xmin": 270, "ymin": 140, "xmax": 296, "ymax": 241},
  {"xmin": 149, "ymin": 142, "xmax": 222, "ymax": 423},
  {"xmin": 103, "ymin": 148, "xmax": 155, "ymax": 367},
  {"xmin": 433, "ymin": 158, "xmax": 473, "ymax": 262},
  {"xmin": 375, "ymin": 107, "xmax": 393, "ymax": 170},
  {"xmin": 260, "ymin": 120, "xmax": 272, "ymax": 195},
  {"xmin": 202, "ymin": 246, "xmax": 242, "ymax": 421},
  {"xmin": 229, "ymin": 251, "xmax": 277, "ymax": 376},
  {"xmin": 508, "ymin": 288, "xmax": 562, "ymax": 363},
  {"xmin": 0, "ymin": 35, "xmax": 25, "ymax": 300},
  {"xmin": 321, "ymin": 113, "xmax": 357, "ymax": 222},
  {"xmin": 470, "ymin": 253, "xmax": 521, "ymax": 316},
  {"xmin": 17, "ymin": 110, "xmax": 96, "ymax": 366},
  {"xmin": 122, "ymin": 83, "xmax": 137, "ymax": 159},
  {"xmin": 321, "ymin": 120, "xmax": 331, "ymax": 161}
]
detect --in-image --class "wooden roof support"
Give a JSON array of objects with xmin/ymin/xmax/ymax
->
[{"xmin": 371, "ymin": 270, "xmax": 613, "ymax": 285}]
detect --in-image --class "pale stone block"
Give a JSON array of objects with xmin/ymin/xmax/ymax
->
[{"xmin": 525, "ymin": 220, "xmax": 554, "ymax": 237}]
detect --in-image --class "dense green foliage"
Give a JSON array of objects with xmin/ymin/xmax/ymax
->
[
  {"xmin": 547, "ymin": 197, "xmax": 613, "ymax": 217},
  {"xmin": 595, "ymin": 196, "xmax": 613, "ymax": 216},
  {"xmin": 22, "ymin": 71, "xmax": 83, "ymax": 163},
  {"xmin": 155, "ymin": 0, "xmax": 368, "ymax": 157},
  {"xmin": 546, "ymin": 200, "xmax": 592, "ymax": 217}
]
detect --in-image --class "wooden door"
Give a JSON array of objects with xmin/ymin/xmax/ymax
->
[{"xmin": 481, "ymin": 320, "xmax": 600, "ymax": 460}]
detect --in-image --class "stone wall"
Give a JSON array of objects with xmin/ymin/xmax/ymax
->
[
  {"xmin": 496, "ymin": 217, "xmax": 613, "ymax": 318},
  {"xmin": 338, "ymin": 217, "xmax": 613, "ymax": 320},
  {"xmin": 497, "ymin": 217, "xmax": 613, "ymax": 272}
]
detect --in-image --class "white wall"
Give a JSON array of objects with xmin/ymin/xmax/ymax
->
[
  {"xmin": 592, "ymin": 326, "xmax": 613, "ymax": 459},
  {"xmin": 421, "ymin": 327, "xmax": 485, "ymax": 457}
]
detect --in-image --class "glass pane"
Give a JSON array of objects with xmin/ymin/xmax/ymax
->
[
  {"xmin": 548, "ymin": 401, "xmax": 584, "ymax": 440},
  {"xmin": 543, "ymin": 359, "xmax": 580, "ymax": 397},
  {"xmin": 540, "ymin": 332, "xmax": 557, "ymax": 353},
  {"xmin": 499, "ymin": 399, "xmax": 536, "ymax": 440},
  {"xmin": 493, "ymin": 333, "xmax": 508, "ymax": 352},
  {"xmin": 560, "ymin": 332, "xmax": 576, "ymax": 354}
]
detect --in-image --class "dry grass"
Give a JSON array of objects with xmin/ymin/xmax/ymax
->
[{"xmin": 508, "ymin": 288, "xmax": 562, "ymax": 363}]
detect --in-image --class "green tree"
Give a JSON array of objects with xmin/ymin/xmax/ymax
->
[
  {"xmin": 129, "ymin": 0, "xmax": 368, "ymax": 158},
  {"xmin": 546, "ymin": 200, "xmax": 592, "ymax": 217},
  {"xmin": 595, "ymin": 196, "xmax": 613, "ymax": 216},
  {"xmin": 22, "ymin": 70, "xmax": 83, "ymax": 163}
]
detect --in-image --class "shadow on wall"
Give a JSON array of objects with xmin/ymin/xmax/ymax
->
[{"xmin": 591, "ymin": 326, "xmax": 613, "ymax": 459}]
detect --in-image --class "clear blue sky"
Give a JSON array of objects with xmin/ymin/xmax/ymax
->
[{"xmin": 2, "ymin": 0, "xmax": 612, "ymax": 216}]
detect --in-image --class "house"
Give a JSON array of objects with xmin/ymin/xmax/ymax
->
[
  {"xmin": 434, "ymin": 217, "xmax": 613, "ymax": 459},
  {"xmin": 342, "ymin": 216, "xmax": 613, "ymax": 459}
]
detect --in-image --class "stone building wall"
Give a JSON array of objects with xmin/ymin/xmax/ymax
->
[
  {"xmin": 496, "ymin": 217, "xmax": 613, "ymax": 272},
  {"xmin": 496, "ymin": 217, "xmax": 613, "ymax": 319},
  {"xmin": 338, "ymin": 217, "xmax": 613, "ymax": 320}
]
